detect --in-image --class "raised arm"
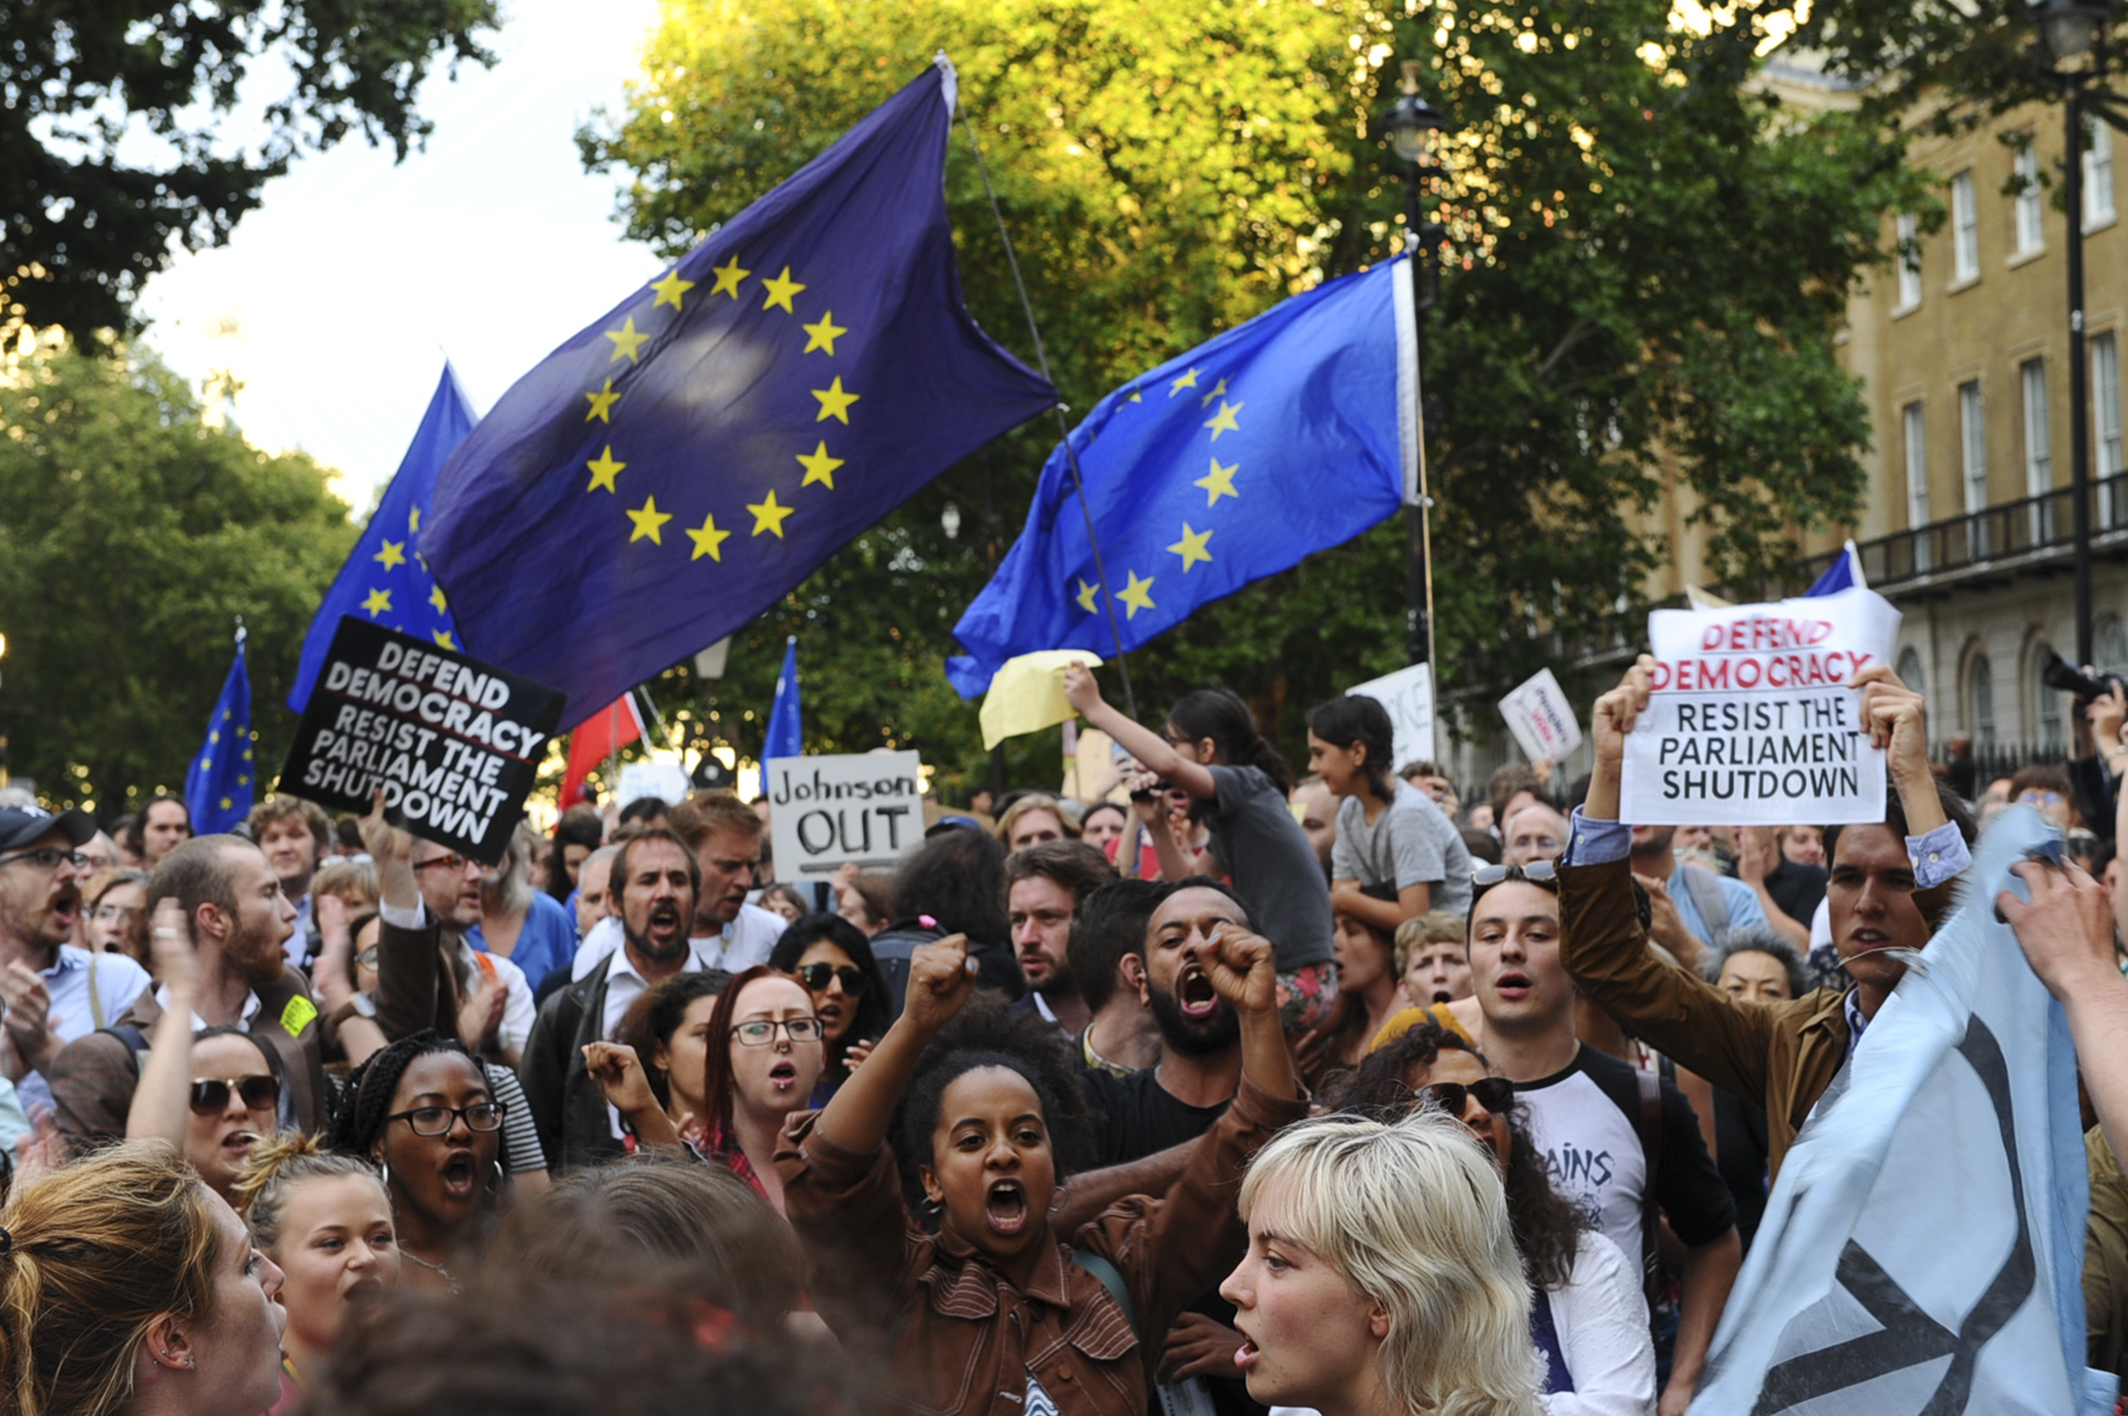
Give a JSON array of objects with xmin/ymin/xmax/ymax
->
[
  {"xmin": 814, "ymin": 933, "xmax": 976, "ymax": 1153},
  {"xmin": 1063, "ymin": 664, "xmax": 1217, "ymax": 801},
  {"xmin": 2001, "ymin": 860, "xmax": 2128, "ymax": 1167},
  {"xmin": 125, "ymin": 899, "xmax": 201, "ymax": 1150}
]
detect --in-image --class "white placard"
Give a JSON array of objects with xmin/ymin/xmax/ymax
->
[
  {"xmin": 764, "ymin": 751, "xmax": 925, "ymax": 878},
  {"xmin": 1498, "ymin": 668, "xmax": 1582, "ymax": 766},
  {"xmin": 1347, "ymin": 663, "xmax": 1435, "ymax": 770},
  {"xmin": 1620, "ymin": 587, "xmax": 1902, "ymax": 826},
  {"xmin": 615, "ymin": 759, "xmax": 691, "ymax": 809}
]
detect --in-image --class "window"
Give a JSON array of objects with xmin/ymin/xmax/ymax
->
[
  {"xmin": 2089, "ymin": 118, "xmax": 2117, "ymax": 227},
  {"xmin": 2098, "ymin": 613, "xmax": 2128, "ymax": 678},
  {"xmin": 2033, "ymin": 644, "xmax": 2065, "ymax": 752},
  {"xmin": 1960, "ymin": 379, "xmax": 1987, "ymax": 515},
  {"xmin": 2016, "ymin": 141, "xmax": 2045, "ymax": 254},
  {"xmin": 2097, "ymin": 331, "xmax": 2124, "ymax": 477},
  {"xmin": 1969, "ymin": 653, "xmax": 1996, "ymax": 750},
  {"xmin": 1952, "ymin": 170, "xmax": 1980, "ymax": 282},
  {"xmin": 1905, "ymin": 401, "xmax": 1932, "ymax": 570},
  {"xmin": 2023, "ymin": 358, "xmax": 2053, "ymax": 543},
  {"xmin": 1897, "ymin": 646, "xmax": 1927, "ymax": 697},
  {"xmin": 1896, "ymin": 212, "xmax": 1923, "ymax": 308}
]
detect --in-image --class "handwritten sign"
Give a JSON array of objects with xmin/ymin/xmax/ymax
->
[
  {"xmin": 1499, "ymin": 668, "xmax": 1582, "ymax": 766},
  {"xmin": 277, "ymin": 618, "xmax": 564, "ymax": 864},
  {"xmin": 1620, "ymin": 587, "xmax": 1901, "ymax": 826},
  {"xmin": 1346, "ymin": 663, "xmax": 1435, "ymax": 771},
  {"xmin": 765, "ymin": 751, "xmax": 925, "ymax": 878}
]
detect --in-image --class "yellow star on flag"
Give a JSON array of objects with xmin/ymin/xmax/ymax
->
[
  {"xmin": 710, "ymin": 255, "xmax": 750, "ymax": 299},
  {"xmin": 220, "ymin": 796, "xmax": 232, "ymax": 810},
  {"xmin": 429, "ymin": 584, "xmax": 448, "ymax": 613},
  {"xmin": 605, "ymin": 317, "xmax": 649, "ymax": 363},
  {"xmin": 584, "ymin": 380, "xmax": 620, "ymax": 423},
  {"xmin": 748, "ymin": 490, "xmax": 795, "ymax": 538},
  {"xmin": 1203, "ymin": 399, "xmax": 1244, "ymax": 440},
  {"xmin": 585, "ymin": 446, "xmax": 626, "ymax": 494},
  {"xmin": 1198, "ymin": 377, "xmax": 1229, "ymax": 409},
  {"xmin": 373, "ymin": 539, "xmax": 407, "ymax": 570},
  {"xmin": 210, "ymin": 731, "xmax": 220, "ymax": 744},
  {"xmin": 1168, "ymin": 523, "xmax": 1214, "ymax": 571},
  {"xmin": 1168, "ymin": 367, "xmax": 1200, "ymax": 396},
  {"xmin": 651, "ymin": 269, "xmax": 695, "ymax": 311},
  {"xmin": 1116, "ymin": 570, "xmax": 1157, "ymax": 619},
  {"xmin": 796, "ymin": 442, "xmax": 844, "ymax": 489},
  {"xmin": 801, "ymin": 311, "xmax": 847, "ymax": 355},
  {"xmin": 408, "ymin": 506, "xmax": 421, "ymax": 533},
  {"xmin": 361, "ymin": 588, "xmax": 392, "ymax": 617},
  {"xmin": 760, "ymin": 266, "xmax": 807, "ymax": 313},
  {"xmin": 812, "ymin": 377, "xmax": 860, "ymax": 424},
  {"xmin": 687, "ymin": 513, "xmax": 732, "ymax": 562},
  {"xmin": 1196, "ymin": 457, "xmax": 1239, "ymax": 506},
  {"xmin": 626, "ymin": 495, "xmax": 672, "ymax": 545},
  {"xmin": 431, "ymin": 629, "xmax": 457, "ymax": 650},
  {"xmin": 1128, "ymin": 390, "xmax": 1143, "ymax": 403},
  {"xmin": 1075, "ymin": 578, "xmax": 1100, "ymax": 613}
]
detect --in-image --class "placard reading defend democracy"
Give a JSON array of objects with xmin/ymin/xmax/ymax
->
[
  {"xmin": 1619, "ymin": 586, "xmax": 1902, "ymax": 827},
  {"xmin": 277, "ymin": 617, "xmax": 566, "ymax": 864},
  {"xmin": 766, "ymin": 751, "xmax": 925, "ymax": 878}
]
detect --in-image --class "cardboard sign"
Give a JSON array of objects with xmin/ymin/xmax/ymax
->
[
  {"xmin": 1499, "ymin": 668, "xmax": 1583, "ymax": 766},
  {"xmin": 765, "ymin": 751, "xmax": 925, "ymax": 878},
  {"xmin": 277, "ymin": 618, "xmax": 565, "ymax": 864},
  {"xmin": 1347, "ymin": 663, "xmax": 1435, "ymax": 771},
  {"xmin": 1620, "ymin": 587, "xmax": 1902, "ymax": 826}
]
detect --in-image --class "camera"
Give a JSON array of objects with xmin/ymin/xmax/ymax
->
[
  {"xmin": 2040, "ymin": 649, "xmax": 2125, "ymax": 702},
  {"xmin": 1128, "ymin": 779, "xmax": 1174, "ymax": 802}
]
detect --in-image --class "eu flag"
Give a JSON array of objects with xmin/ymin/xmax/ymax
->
[
  {"xmin": 289, "ymin": 363, "xmax": 474, "ymax": 712},
  {"xmin": 185, "ymin": 627, "xmax": 254, "ymax": 833},
  {"xmin": 421, "ymin": 57, "xmax": 1057, "ymax": 727},
  {"xmin": 947, "ymin": 258, "xmax": 1417, "ymax": 697},
  {"xmin": 764, "ymin": 637, "xmax": 802, "ymax": 762}
]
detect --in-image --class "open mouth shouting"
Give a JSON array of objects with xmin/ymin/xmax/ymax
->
[
  {"xmin": 438, "ymin": 1149, "xmax": 478, "ymax": 1202},
  {"xmin": 1178, "ymin": 964, "xmax": 1220, "ymax": 1020},
  {"xmin": 768, "ymin": 1059, "xmax": 800, "ymax": 1093},
  {"xmin": 1491, "ymin": 969, "xmax": 1534, "ymax": 1004},
  {"xmin": 985, "ymin": 1178, "xmax": 1030, "ymax": 1237},
  {"xmin": 1233, "ymin": 1317, "xmax": 1262, "ymax": 1372},
  {"xmin": 645, "ymin": 900, "xmax": 684, "ymax": 938}
]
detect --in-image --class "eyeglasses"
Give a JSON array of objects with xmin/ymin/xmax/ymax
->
[
  {"xmin": 793, "ymin": 963, "xmax": 870, "ymax": 996},
  {"xmin": 91, "ymin": 904, "xmax": 143, "ymax": 923},
  {"xmin": 1413, "ymin": 1078, "xmax": 1515, "ymax": 1118},
  {"xmin": 384, "ymin": 1102, "xmax": 506, "ymax": 1136},
  {"xmin": 354, "ymin": 947, "xmax": 379, "ymax": 969},
  {"xmin": 730, "ymin": 1018, "xmax": 824, "ymax": 1047},
  {"xmin": 2018, "ymin": 790, "xmax": 2065, "ymax": 806},
  {"xmin": 412, "ymin": 852, "xmax": 478, "ymax": 874},
  {"xmin": 0, "ymin": 848, "xmax": 89, "ymax": 872},
  {"xmin": 190, "ymin": 1076, "xmax": 280, "ymax": 1115}
]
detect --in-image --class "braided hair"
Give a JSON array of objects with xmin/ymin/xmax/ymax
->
[{"xmin": 329, "ymin": 1030, "xmax": 483, "ymax": 1159}]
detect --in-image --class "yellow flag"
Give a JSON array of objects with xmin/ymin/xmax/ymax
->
[{"xmin": 978, "ymin": 650, "xmax": 1104, "ymax": 751}]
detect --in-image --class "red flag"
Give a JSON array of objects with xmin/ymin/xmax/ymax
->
[{"xmin": 561, "ymin": 694, "xmax": 645, "ymax": 809}]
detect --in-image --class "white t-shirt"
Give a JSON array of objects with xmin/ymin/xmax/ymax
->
[
  {"xmin": 570, "ymin": 903, "xmax": 787, "ymax": 984},
  {"xmin": 1542, "ymin": 1230, "xmax": 1657, "ymax": 1416},
  {"xmin": 458, "ymin": 940, "xmax": 535, "ymax": 1058}
]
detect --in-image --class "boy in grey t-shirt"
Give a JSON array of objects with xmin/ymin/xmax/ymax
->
[{"xmin": 1330, "ymin": 781, "xmax": 1473, "ymax": 917}]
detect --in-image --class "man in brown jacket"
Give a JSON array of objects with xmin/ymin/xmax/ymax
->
[{"xmin": 1558, "ymin": 658, "xmax": 1974, "ymax": 1182}]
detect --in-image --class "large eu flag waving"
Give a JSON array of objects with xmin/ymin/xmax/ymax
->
[
  {"xmin": 422, "ymin": 57, "xmax": 1056, "ymax": 727},
  {"xmin": 947, "ymin": 257, "xmax": 1417, "ymax": 698}
]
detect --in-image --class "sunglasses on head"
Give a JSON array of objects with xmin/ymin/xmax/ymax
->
[
  {"xmin": 1413, "ymin": 1077, "xmax": 1515, "ymax": 1117},
  {"xmin": 1470, "ymin": 860, "xmax": 1559, "ymax": 900},
  {"xmin": 793, "ymin": 963, "xmax": 870, "ymax": 996},
  {"xmin": 190, "ymin": 1075, "xmax": 278, "ymax": 1115}
]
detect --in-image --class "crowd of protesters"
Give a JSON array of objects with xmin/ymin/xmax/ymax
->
[{"xmin": 0, "ymin": 657, "xmax": 2127, "ymax": 1416}]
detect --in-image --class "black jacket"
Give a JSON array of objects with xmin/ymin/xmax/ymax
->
[{"xmin": 519, "ymin": 964, "xmax": 629, "ymax": 1174}]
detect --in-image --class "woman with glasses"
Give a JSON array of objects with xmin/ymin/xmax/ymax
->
[
  {"xmin": 328, "ymin": 1030, "xmax": 514, "ymax": 1295},
  {"xmin": 1325, "ymin": 1020, "xmax": 1656, "ymax": 1415},
  {"xmin": 769, "ymin": 914, "xmax": 890, "ymax": 1103},
  {"xmin": 81, "ymin": 868, "xmax": 151, "ymax": 965},
  {"xmin": 693, "ymin": 964, "xmax": 824, "ymax": 1214}
]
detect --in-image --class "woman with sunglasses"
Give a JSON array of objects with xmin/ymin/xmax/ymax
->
[
  {"xmin": 1331, "ymin": 1020, "xmax": 1657, "ymax": 1415},
  {"xmin": 328, "ymin": 1030, "xmax": 512, "ymax": 1294},
  {"xmin": 694, "ymin": 964, "xmax": 824, "ymax": 1214},
  {"xmin": 769, "ymin": 914, "xmax": 891, "ymax": 1102}
]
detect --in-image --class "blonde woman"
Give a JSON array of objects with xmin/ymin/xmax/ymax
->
[{"xmin": 1222, "ymin": 1110, "xmax": 1542, "ymax": 1416}]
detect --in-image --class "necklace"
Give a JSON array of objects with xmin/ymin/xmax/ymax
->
[{"xmin": 399, "ymin": 1246, "xmax": 462, "ymax": 1295}]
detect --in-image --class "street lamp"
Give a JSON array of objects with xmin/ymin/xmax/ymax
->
[
  {"xmin": 1376, "ymin": 60, "xmax": 1452, "ymax": 680},
  {"xmin": 2029, "ymin": 0, "xmax": 2116, "ymax": 665}
]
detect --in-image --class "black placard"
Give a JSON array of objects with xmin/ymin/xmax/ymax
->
[{"xmin": 277, "ymin": 618, "xmax": 565, "ymax": 865}]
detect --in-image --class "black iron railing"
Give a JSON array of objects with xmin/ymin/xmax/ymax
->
[{"xmin": 1792, "ymin": 469, "xmax": 2128, "ymax": 592}]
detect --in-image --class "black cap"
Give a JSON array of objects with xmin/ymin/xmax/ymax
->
[{"xmin": 0, "ymin": 806, "xmax": 96, "ymax": 854}]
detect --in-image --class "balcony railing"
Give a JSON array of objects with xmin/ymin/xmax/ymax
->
[{"xmin": 1792, "ymin": 469, "xmax": 2128, "ymax": 593}]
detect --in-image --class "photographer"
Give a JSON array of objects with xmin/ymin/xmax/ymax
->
[{"xmin": 2053, "ymin": 652, "xmax": 2126, "ymax": 845}]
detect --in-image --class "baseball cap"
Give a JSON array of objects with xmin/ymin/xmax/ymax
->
[{"xmin": 0, "ymin": 805, "xmax": 96, "ymax": 854}]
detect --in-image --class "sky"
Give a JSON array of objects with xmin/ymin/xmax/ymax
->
[{"xmin": 136, "ymin": 0, "xmax": 668, "ymax": 513}]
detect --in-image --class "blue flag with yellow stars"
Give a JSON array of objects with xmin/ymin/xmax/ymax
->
[
  {"xmin": 288, "ymin": 363, "xmax": 474, "ymax": 713},
  {"xmin": 946, "ymin": 258, "xmax": 1418, "ymax": 698},
  {"xmin": 420, "ymin": 57, "xmax": 1057, "ymax": 727},
  {"xmin": 185, "ymin": 626, "xmax": 254, "ymax": 833}
]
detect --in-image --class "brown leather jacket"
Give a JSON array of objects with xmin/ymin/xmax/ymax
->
[
  {"xmin": 778, "ymin": 1075, "xmax": 1308, "ymax": 1416},
  {"xmin": 1559, "ymin": 853, "xmax": 1952, "ymax": 1181}
]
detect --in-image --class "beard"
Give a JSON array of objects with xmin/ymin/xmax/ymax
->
[
  {"xmin": 1146, "ymin": 983, "xmax": 1240, "ymax": 1057},
  {"xmin": 227, "ymin": 917, "xmax": 290, "ymax": 989},
  {"xmin": 625, "ymin": 901, "xmax": 691, "ymax": 965}
]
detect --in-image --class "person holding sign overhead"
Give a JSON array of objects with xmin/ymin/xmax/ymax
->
[{"xmin": 1558, "ymin": 658, "xmax": 1975, "ymax": 1182}]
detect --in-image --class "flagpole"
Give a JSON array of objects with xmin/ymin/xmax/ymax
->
[{"xmin": 953, "ymin": 91, "xmax": 1139, "ymax": 722}]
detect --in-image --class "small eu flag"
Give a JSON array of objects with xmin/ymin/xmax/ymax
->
[
  {"xmin": 764, "ymin": 637, "xmax": 802, "ymax": 762},
  {"xmin": 289, "ymin": 364, "xmax": 474, "ymax": 712},
  {"xmin": 186, "ymin": 626, "xmax": 254, "ymax": 833},
  {"xmin": 421, "ymin": 56, "xmax": 1057, "ymax": 727},
  {"xmin": 947, "ymin": 259, "xmax": 1418, "ymax": 698}
]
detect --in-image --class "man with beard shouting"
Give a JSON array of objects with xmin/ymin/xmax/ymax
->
[
  {"xmin": 50, "ymin": 830, "xmax": 327, "ymax": 1143},
  {"xmin": 522, "ymin": 828, "xmax": 702, "ymax": 1171}
]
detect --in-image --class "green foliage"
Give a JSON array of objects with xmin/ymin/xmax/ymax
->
[
  {"xmin": 582, "ymin": 0, "xmax": 1914, "ymax": 793},
  {"xmin": 1, "ymin": 0, "xmax": 498, "ymax": 337},
  {"xmin": 0, "ymin": 346, "xmax": 356, "ymax": 814}
]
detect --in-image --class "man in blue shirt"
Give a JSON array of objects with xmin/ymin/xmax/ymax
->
[{"xmin": 1627, "ymin": 821, "xmax": 1770, "ymax": 967}]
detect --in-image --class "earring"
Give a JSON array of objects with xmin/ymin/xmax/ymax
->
[{"xmin": 377, "ymin": 1158, "xmax": 390, "ymax": 1191}]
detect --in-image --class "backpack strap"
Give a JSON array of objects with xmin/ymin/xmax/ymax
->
[
  {"xmin": 86, "ymin": 951, "xmax": 104, "ymax": 1031},
  {"xmin": 1634, "ymin": 1065, "xmax": 1665, "ymax": 1307}
]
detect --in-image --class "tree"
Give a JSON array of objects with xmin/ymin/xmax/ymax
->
[
  {"xmin": 583, "ymin": 0, "xmax": 1919, "ymax": 791},
  {"xmin": 2, "ymin": 0, "xmax": 498, "ymax": 338},
  {"xmin": 0, "ymin": 344, "xmax": 356, "ymax": 816}
]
